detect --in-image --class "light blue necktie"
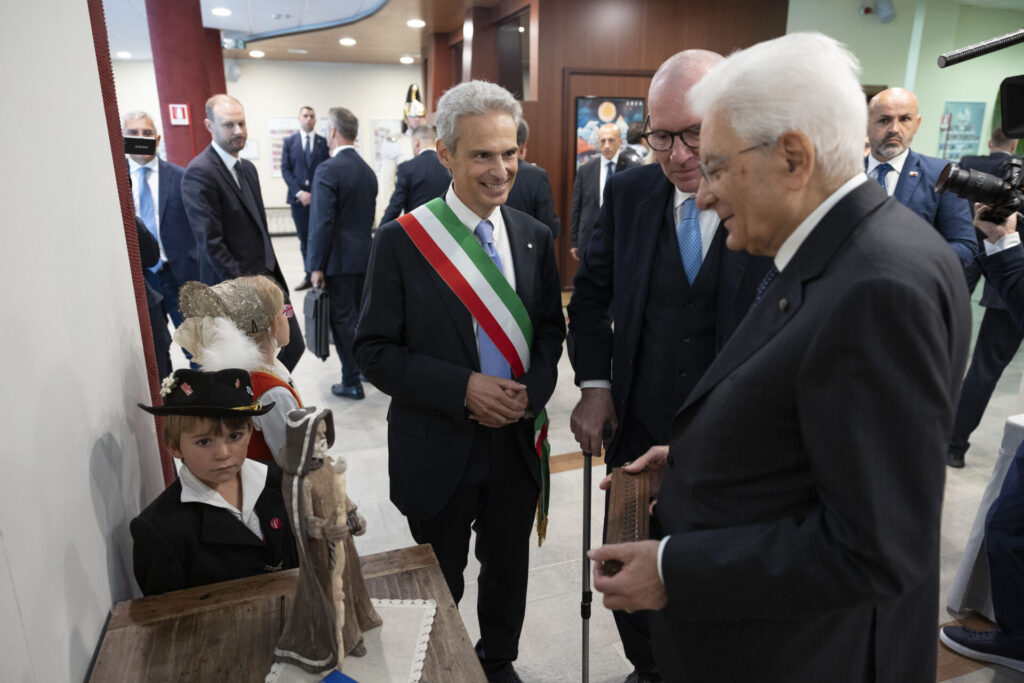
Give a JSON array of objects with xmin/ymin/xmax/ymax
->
[
  {"xmin": 137, "ymin": 166, "xmax": 161, "ymax": 272},
  {"xmin": 676, "ymin": 197, "xmax": 702, "ymax": 284},
  {"xmin": 474, "ymin": 220, "xmax": 513, "ymax": 379},
  {"xmin": 875, "ymin": 162, "xmax": 892, "ymax": 194}
]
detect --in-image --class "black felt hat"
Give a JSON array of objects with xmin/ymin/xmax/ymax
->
[{"xmin": 138, "ymin": 368, "xmax": 274, "ymax": 417}]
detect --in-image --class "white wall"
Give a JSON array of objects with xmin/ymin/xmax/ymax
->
[
  {"xmin": 788, "ymin": 0, "xmax": 1024, "ymax": 156},
  {"xmin": 0, "ymin": 2, "xmax": 165, "ymax": 680},
  {"xmin": 112, "ymin": 58, "xmax": 421, "ymax": 209}
]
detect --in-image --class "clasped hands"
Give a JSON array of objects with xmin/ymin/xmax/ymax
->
[{"xmin": 465, "ymin": 372, "xmax": 528, "ymax": 428}]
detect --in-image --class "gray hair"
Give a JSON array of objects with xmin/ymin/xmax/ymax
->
[
  {"xmin": 516, "ymin": 118, "xmax": 530, "ymax": 147},
  {"xmin": 122, "ymin": 110, "xmax": 155, "ymax": 131},
  {"xmin": 435, "ymin": 81, "xmax": 522, "ymax": 152},
  {"xmin": 411, "ymin": 124, "xmax": 436, "ymax": 143},
  {"xmin": 688, "ymin": 32, "xmax": 866, "ymax": 185},
  {"xmin": 328, "ymin": 107, "xmax": 358, "ymax": 141}
]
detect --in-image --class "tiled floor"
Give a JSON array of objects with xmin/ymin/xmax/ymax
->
[{"xmin": 172, "ymin": 233, "xmax": 1023, "ymax": 682}]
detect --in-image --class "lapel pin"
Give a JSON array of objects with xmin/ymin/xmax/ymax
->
[
  {"xmin": 908, "ymin": 171, "xmax": 919, "ymax": 177},
  {"xmin": 527, "ymin": 243, "xmax": 533, "ymax": 249},
  {"xmin": 269, "ymin": 517, "xmax": 282, "ymax": 530},
  {"xmin": 779, "ymin": 298, "xmax": 789, "ymax": 311}
]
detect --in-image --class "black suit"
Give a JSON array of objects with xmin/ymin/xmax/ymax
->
[
  {"xmin": 181, "ymin": 144, "xmax": 304, "ymax": 370},
  {"xmin": 130, "ymin": 466, "xmax": 299, "ymax": 596},
  {"xmin": 307, "ymin": 148, "xmax": 378, "ymax": 386},
  {"xmin": 353, "ymin": 201, "xmax": 564, "ymax": 670},
  {"xmin": 950, "ymin": 151, "xmax": 1023, "ymax": 461},
  {"xmin": 281, "ymin": 130, "xmax": 330, "ymax": 275},
  {"xmin": 379, "ymin": 150, "xmax": 450, "ymax": 227},
  {"xmin": 568, "ymin": 163, "xmax": 769, "ymax": 671},
  {"xmin": 136, "ymin": 216, "xmax": 172, "ymax": 379},
  {"xmin": 506, "ymin": 160, "xmax": 561, "ymax": 238},
  {"xmin": 653, "ymin": 180, "xmax": 970, "ymax": 681},
  {"xmin": 570, "ymin": 152, "xmax": 639, "ymax": 255}
]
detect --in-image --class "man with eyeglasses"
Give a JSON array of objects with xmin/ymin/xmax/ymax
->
[
  {"xmin": 566, "ymin": 50, "xmax": 770, "ymax": 683},
  {"xmin": 589, "ymin": 33, "xmax": 969, "ymax": 681},
  {"xmin": 569, "ymin": 122, "xmax": 641, "ymax": 261}
]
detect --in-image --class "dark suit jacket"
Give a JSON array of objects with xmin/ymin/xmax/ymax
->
[
  {"xmin": 570, "ymin": 153, "xmax": 640, "ymax": 252},
  {"xmin": 130, "ymin": 466, "xmax": 299, "ymax": 596},
  {"xmin": 568, "ymin": 164, "xmax": 768, "ymax": 451},
  {"xmin": 890, "ymin": 149, "xmax": 977, "ymax": 267},
  {"xmin": 353, "ymin": 204, "xmax": 565, "ymax": 520},
  {"xmin": 155, "ymin": 159, "xmax": 199, "ymax": 284},
  {"xmin": 181, "ymin": 144, "xmax": 285, "ymax": 287},
  {"xmin": 506, "ymin": 160, "xmax": 561, "ymax": 238},
  {"xmin": 281, "ymin": 130, "xmax": 329, "ymax": 205},
  {"xmin": 379, "ymin": 150, "xmax": 450, "ymax": 226},
  {"xmin": 983, "ymin": 243, "xmax": 1024, "ymax": 329},
  {"xmin": 960, "ymin": 151, "xmax": 1018, "ymax": 309},
  {"xmin": 652, "ymin": 180, "xmax": 971, "ymax": 681},
  {"xmin": 306, "ymin": 148, "xmax": 378, "ymax": 276}
]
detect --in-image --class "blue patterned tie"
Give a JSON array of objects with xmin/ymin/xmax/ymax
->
[
  {"xmin": 137, "ymin": 166, "xmax": 161, "ymax": 272},
  {"xmin": 875, "ymin": 162, "xmax": 892, "ymax": 194},
  {"xmin": 606, "ymin": 160, "xmax": 615, "ymax": 178},
  {"xmin": 474, "ymin": 220, "xmax": 513, "ymax": 379},
  {"xmin": 753, "ymin": 264, "xmax": 779, "ymax": 307},
  {"xmin": 304, "ymin": 134, "xmax": 312, "ymax": 164},
  {"xmin": 676, "ymin": 197, "xmax": 702, "ymax": 284}
]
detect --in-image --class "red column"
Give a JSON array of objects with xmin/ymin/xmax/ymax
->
[
  {"xmin": 204, "ymin": 28, "xmax": 227, "ymax": 96},
  {"xmin": 145, "ymin": 0, "xmax": 220, "ymax": 166}
]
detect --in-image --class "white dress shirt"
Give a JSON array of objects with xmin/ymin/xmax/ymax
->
[
  {"xmin": 444, "ymin": 184, "xmax": 515, "ymax": 288},
  {"xmin": 865, "ymin": 148, "xmax": 909, "ymax": 197},
  {"xmin": 179, "ymin": 458, "xmax": 269, "ymax": 541},
  {"xmin": 210, "ymin": 142, "xmax": 242, "ymax": 186}
]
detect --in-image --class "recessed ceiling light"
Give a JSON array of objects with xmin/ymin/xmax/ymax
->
[
  {"xmin": 518, "ymin": 26, "xmax": 525, "ymax": 33},
  {"xmin": 211, "ymin": 7, "xmax": 232, "ymax": 17},
  {"xmin": 406, "ymin": 19, "xmax": 425, "ymax": 28},
  {"xmin": 249, "ymin": 50, "xmax": 265, "ymax": 58},
  {"xmin": 400, "ymin": 56, "xmax": 414, "ymax": 64},
  {"xmin": 287, "ymin": 48, "xmax": 309, "ymax": 54},
  {"xmin": 116, "ymin": 51, "xmax": 132, "ymax": 59},
  {"xmin": 339, "ymin": 37, "xmax": 357, "ymax": 46}
]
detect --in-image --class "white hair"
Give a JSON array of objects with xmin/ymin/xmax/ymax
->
[
  {"xmin": 688, "ymin": 32, "xmax": 866, "ymax": 184},
  {"xmin": 435, "ymin": 80, "xmax": 521, "ymax": 152}
]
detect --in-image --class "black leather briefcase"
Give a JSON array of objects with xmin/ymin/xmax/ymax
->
[{"xmin": 303, "ymin": 286, "xmax": 330, "ymax": 361}]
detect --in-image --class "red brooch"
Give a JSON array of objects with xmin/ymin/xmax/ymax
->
[
  {"xmin": 270, "ymin": 517, "xmax": 282, "ymax": 530},
  {"xmin": 235, "ymin": 378, "xmax": 241, "ymax": 389},
  {"xmin": 180, "ymin": 382, "xmax": 193, "ymax": 396}
]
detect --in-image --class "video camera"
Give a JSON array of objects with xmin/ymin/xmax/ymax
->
[{"xmin": 934, "ymin": 33, "xmax": 1024, "ymax": 223}]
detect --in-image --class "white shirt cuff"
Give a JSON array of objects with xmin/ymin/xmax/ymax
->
[
  {"xmin": 984, "ymin": 232, "xmax": 1022, "ymax": 255},
  {"xmin": 580, "ymin": 380, "xmax": 612, "ymax": 390},
  {"xmin": 657, "ymin": 535, "xmax": 669, "ymax": 583}
]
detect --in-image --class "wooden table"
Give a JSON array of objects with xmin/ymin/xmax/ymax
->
[{"xmin": 90, "ymin": 544, "xmax": 485, "ymax": 682}]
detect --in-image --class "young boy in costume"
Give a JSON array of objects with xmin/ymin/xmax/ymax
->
[{"xmin": 131, "ymin": 368, "xmax": 299, "ymax": 595}]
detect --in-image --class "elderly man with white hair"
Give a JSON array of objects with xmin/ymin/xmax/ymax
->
[
  {"xmin": 354, "ymin": 80, "xmax": 564, "ymax": 683},
  {"xmin": 591, "ymin": 32, "xmax": 970, "ymax": 681}
]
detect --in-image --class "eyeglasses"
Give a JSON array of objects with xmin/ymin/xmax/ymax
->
[
  {"xmin": 698, "ymin": 142, "xmax": 772, "ymax": 184},
  {"xmin": 282, "ymin": 304, "xmax": 294, "ymax": 319},
  {"xmin": 641, "ymin": 115, "xmax": 700, "ymax": 152}
]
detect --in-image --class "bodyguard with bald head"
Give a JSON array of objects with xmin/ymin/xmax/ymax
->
[
  {"xmin": 866, "ymin": 87, "xmax": 976, "ymax": 267},
  {"xmin": 567, "ymin": 50, "xmax": 770, "ymax": 682},
  {"xmin": 591, "ymin": 33, "xmax": 970, "ymax": 680},
  {"xmin": 181, "ymin": 94, "xmax": 304, "ymax": 371}
]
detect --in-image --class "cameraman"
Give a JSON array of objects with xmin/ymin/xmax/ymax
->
[{"xmin": 941, "ymin": 206, "xmax": 1024, "ymax": 673}]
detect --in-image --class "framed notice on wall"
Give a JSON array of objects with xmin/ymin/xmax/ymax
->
[
  {"xmin": 937, "ymin": 101, "xmax": 986, "ymax": 162},
  {"xmin": 574, "ymin": 96, "xmax": 646, "ymax": 170}
]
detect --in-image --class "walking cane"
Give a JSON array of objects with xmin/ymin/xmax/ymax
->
[{"xmin": 582, "ymin": 421, "xmax": 612, "ymax": 683}]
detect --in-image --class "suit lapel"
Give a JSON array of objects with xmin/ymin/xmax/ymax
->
[
  {"xmin": 681, "ymin": 181, "xmax": 887, "ymax": 413},
  {"xmin": 198, "ymin": 504, "xmax": 267, "ymax": 550},
  {"xmin": 893, "ymin": 150, "xmax": 922, "ymax": 206},
  {"xmin": 504, "ymin": 207, "xmax": 535, "ymax": 308},
  {"xmin": 627, "ymin": 178, "xmax": 675, "ymax": 351},
  {"xmin": 157, "ymin": 159, "xmax": 170, "ymax": 225}
]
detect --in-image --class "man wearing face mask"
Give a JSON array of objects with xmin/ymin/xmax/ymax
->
[{"xmin": 865, "ymin": 87, "xmax": 976, "ymax": 268}]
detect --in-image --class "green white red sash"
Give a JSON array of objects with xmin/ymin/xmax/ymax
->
[{"xmin": 397, "ymin": 198, "xmax": 553, "ymax": 544}]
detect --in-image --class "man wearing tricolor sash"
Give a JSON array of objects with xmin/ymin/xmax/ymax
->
[{"xmin": 354, "ymin": 81, "xmax": 565, "ymax": 683}]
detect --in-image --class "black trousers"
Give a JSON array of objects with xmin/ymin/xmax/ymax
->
[
  {"xmin": 986, "ymin": 441, "xmax": 1024, "ymax": 638},
  {"xmin": 950, "ymin": 306, "xmax": 1024, "ymax": 457},
  {"xmin": 324, "ymin": 273, "xmax": 364, "ymax": 386},
  {"xmin": 605, "ymin": 413, "xmax": 658, "ymax": 672},
  {"xmin": 406, "ymin": 424, "xmax": 538, "ymax": 670},
  {"xmin": 290, "ymin": 201, "xmax": 311, "ymax": 277}
]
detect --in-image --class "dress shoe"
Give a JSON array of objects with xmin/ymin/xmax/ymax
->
[
  {"xmin": 624, "ymin": 669, "xmax": 662, "ymax": 683},
  {"xmin": 331, "ymin": 383, "xmax": 365, "ymax": 400},
  {"xmin": 940, "ymin": 625, "xmax": 1024, "ymax": 673},
  {"xmin": 294, "ymin": 278, "xmax": 312, "ymax": 292},
  {"xmin": 947, "ymin": 450, "xmax": 966, "ymax": 468},
  {"xmin": 483, "ymin": 663, "xmax": 523, "ymax": 683}
]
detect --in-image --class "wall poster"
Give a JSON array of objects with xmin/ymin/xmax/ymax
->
[
  {"xmin": 574, "ymin": 96, "xmax": 646, "ymax": 170},
  {"xmin": 937, "ymin": 101, "xmax": 986, "ymax": 163}
]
